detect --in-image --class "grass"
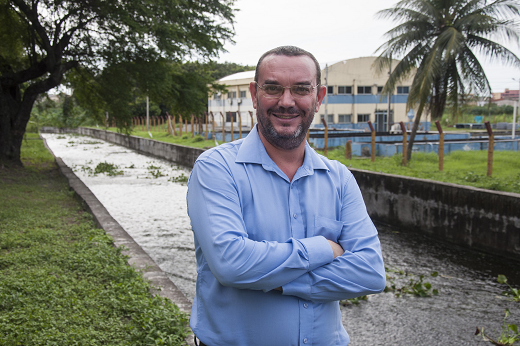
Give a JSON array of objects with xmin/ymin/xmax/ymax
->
[
  {"xmin": 0, "ymin": 133, "xmax": 189, "ymax": 345},
  {"xmin": 102, "ymin": 126, "xmax": 222, "ymax": 149},
  {"xmin": 323, "ymin": 148, "xmax": 520, "ymax": 194},
  {"xmin": 89, "ymin": 126, "xmax": 520, "ymax": 194}
]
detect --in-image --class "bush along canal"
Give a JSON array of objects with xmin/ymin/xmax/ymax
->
[{"xmin": 42, "ymin": 133, "xmax": 520, "ymax": 346}]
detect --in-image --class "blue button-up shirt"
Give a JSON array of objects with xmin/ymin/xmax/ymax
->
[{"xmin": 187, "ymin": 126, "xmax": 385, "ymax": 346}]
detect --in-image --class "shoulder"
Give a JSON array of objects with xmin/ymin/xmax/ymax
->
[
  {"xmin": 195, "ymin": 139, "xmax": 245, "ymax": 165},
  {"xmin": 312, "ymin": 150, "xmax": 353, "ymax": 180}
]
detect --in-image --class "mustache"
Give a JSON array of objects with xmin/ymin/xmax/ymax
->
[{"xmin": 268, "ymin": 107, "xmax": 303, "ymax": 116}]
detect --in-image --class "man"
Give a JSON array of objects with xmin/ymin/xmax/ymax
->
[{"xmin": 187, "ymin": 46, "xmax": 385, "ymax": 346}]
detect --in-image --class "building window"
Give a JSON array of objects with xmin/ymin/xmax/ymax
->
[
  {"xmin": 338, "ymin": 86, "xmax": 352, "ymax": 94},
  {"xmin": 226, "ymin": 112, "xmax": 237, "ymax": 122},
  {"xmin": 397, "ymin": 86, "xmax": 409, "ymax": 94},
  {"xmin": 357, "ymin": 114, "xmax": 370, "ymax": 123},
  {"xmin": 214, "ymin": 94, "xmax": 221, "ymax": 100},
  {"xmin": 357, "ymin": 86, "xmax": 372, "ymax": 94},
  {"xmin": 327, "ymin": 86, "xmax": 334, "ymax": 94},
  {"xmin": 327, "ymin": 114, "xmax": 334, "ymax": 124},
  {"xmin": 377, "ymin": 86, "xmax": 383, "ymax": 94},
  {"xmin": 338, "ymin": 114, "xmax": 352, "ymax": 123},
  {"xmin": 240, "ymin": 90, "xmax": 246, "ymax": 98},
  {"xmin": 228, "ymin": 91, "xmax": 237, "ymax": 99}
]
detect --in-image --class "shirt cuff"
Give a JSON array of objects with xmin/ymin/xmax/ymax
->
[
  {"xmin": 299, "ymin": 235, "xmax": 334, "ymax": 272},
  {"xmin": 281, "ymin": 272, "xmax": 311, "ymax": 300}
]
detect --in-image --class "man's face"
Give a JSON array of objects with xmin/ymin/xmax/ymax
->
[{"xmin": 250, "ymin": 54, "xmax": 326, "ymax": 151}]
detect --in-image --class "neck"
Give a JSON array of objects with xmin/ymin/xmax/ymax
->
[{"xmin": 257, "ymin": 128, "xmax": 306, "ymax": 181}]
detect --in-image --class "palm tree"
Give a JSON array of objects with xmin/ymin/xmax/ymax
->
[{"xmin": 375, "ymin": 0, "xmax": 520, "ymax": 162}]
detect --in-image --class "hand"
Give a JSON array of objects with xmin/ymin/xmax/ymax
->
[{"xmin": 327, "ymin": 240, "xmax": 344, "ymax": 258}]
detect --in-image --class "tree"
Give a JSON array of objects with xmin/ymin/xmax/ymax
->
[
  {"xmin": 375, "ymin": 0, "xmax": 520, "ymax": 162},
  {"xmin": 209, "ymin": 61, "xmax": 255, "ymax": 80},
  {"xmin": 0, "ymin": 0, "xmax": 235, "ymax": 165}
]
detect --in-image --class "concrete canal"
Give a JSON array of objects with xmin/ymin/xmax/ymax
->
[{"xmin": 41, "ymin": 133, "xmax": 520, "ymax": 346}]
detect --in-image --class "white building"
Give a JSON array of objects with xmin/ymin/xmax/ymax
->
[{"xmin": 207, "ymin": 57, "xmax": 427, "ymax": 131}]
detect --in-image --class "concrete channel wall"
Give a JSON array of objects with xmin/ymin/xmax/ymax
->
[
  {"xmin": 41, "ymin": 127, "xmax": 520, "ymax": 260},
  {"xmin": 350, "ymin": 169, "xmax": 520, "ymax": 260}
]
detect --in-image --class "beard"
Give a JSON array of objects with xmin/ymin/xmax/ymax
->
[{"xmin": 256, "ymin": 102, "xmax": 316, "ymax": 151}]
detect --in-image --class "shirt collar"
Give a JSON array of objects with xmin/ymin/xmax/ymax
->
[{"xmin": 235, "ymin": 125, "xmax": 329, "ymax": 172}]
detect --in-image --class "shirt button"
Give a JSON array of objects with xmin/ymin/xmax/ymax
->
[
  {"xmin": 303, "ymin": 338, "xmax": 308, "ymax": 344},
  {"xmin": 303, "ymin": 303, "xmax": 308, "ymax": 308},
  {"xmin": 293, "ymin": 213, "xmax": 297, "ymax": 219}
]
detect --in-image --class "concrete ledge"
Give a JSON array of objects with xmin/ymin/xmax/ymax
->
[
  {"xmin": 351, "ymin": 168, "xmax": 520, "ymax": 261},
  {"xmin": 41, "ymin": 136, "xmax": 194, "ymax": 345},
  {"xmin": 41, "ymin": 127, "xmax": 520, "ymax": 261}
]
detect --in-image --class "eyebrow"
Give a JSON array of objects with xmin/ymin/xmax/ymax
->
[{"xmin": 262, "ymin": 79, "xmax": 313, "ymax": 85}]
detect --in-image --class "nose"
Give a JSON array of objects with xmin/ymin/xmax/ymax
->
[{"xmin": 278, "ymin": 87, "xmax": 296, "ymax": 108}]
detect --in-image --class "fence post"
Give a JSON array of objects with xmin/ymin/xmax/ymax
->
[
  {"xmin": 191, "ymin": 115, "xmax": 195, "ymax": 138},
  {"xmin": 321, "ymin": 118, "xmax": 328, "ymax": 156},
  {"xmin": 345, "ymin": 140, "xmax": 352, "ymax": 159},
  {"xmin": 178, "ymin": 115, "xmax": 182, "ymax": 136},
  {"xmin": 435, "ymin": 120, "xmax": 444, "ymax": 171},
  {"xmin": 485, "ymin": 121, "xmax": 494, "ymax": 176},
  {"xmin": 220, "ymin": 112, "xmax": 225, "ymax": 143},
  {"xmin": 249, "ymin": 111, "xmax": 254, "ymax": 130},
  {"xmin": 399, "ymin": 121, "xmax": 407, "ymax": 167},
  {"xmin": 367, "ymin": 120, "xmax": 375, "ymax": 162},
  {"xmin": 211, "ymin": 112, "xmax": 215, "ymax": 142},
  {"xmin": 205, "ymin": 112, "xmax": 209, "ymax": 140},
  {"xmin": 238, "ymin": 111, "xmax": 242, "ymax": 139},
  {"xmin": 229, "ymin": 111, "xmax": 234, "ymax": 141}
]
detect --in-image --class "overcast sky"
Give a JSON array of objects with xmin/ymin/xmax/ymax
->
[{"xmin": 216, "ymin": 0, "xmax": 520, "ymax": 93}]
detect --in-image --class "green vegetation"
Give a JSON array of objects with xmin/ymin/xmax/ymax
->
[
  {"xmin": 2, "ymin": 0, "xmax": 235, "ymax": 165},
  {"xmin": 385, "ymin": 268, "xmax": 439, "ymax": 297},
  {"xmin": 324, "ymin": 148, "xmax": 520, "ymax": 194},
  {"xmin": 375, "ymin": 0, "xmax": 520, "ymax": 162},
  {"xmin": 0, "ymin": 134, "xmax": 189, "ymax": 345},
  {"xmin": 114, "ymin": 127, "xmax": 223, "ymax": 149},
  {"xmin": 476, "ymin": 309, "xmax": 519, "ymax": 346},
  {"xmin": 100, "ymin": 126, "xmax": 520, "ymax": 194},
  {"xmin": 499, "ymin": 275, "xmax": 520, "ymax": 303}
]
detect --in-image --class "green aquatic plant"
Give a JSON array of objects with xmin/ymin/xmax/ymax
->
[
  {"xmin": 385, "ymin": 268, "xmax": 439, "ymax": 297},
  {"xmin": 169, "ymin": 173, "xmax": 188, "ymax": 184},
  {"xmin": 498, "ymin": 275, "xmax": 520, "ymax": 303},
  {"xmin": 476, "ymin": 309, "xmax": 519, "ymax": 346},
  {"xmin": 94, "ymin": 162, "xmax": 123, "ymax": 176}
]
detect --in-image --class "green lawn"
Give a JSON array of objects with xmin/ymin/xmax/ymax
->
[
  {"xmin": 0, "ymin": 134, "xmax": 189, "ymax": 345},
  {"xmin": 324, "ymin": 148, "xmax": 520, "ymax": 194},
  {"xmin": 94, "ymin": 127, "xmax": 520, "ymax": 194}
]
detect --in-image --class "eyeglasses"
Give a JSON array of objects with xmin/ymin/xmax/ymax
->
[{"xmin": 255, "ymin": 82, "xmax": 319, "ymax": 99}]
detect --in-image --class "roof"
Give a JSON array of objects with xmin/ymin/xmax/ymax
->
[{"xmin": 219, "ymin": 70, "xmax": 255, "ymax": 82}]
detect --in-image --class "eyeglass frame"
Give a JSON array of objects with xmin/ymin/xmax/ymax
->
[{"xmin": 254, "ymin": 82, "xmax": 321, "ymax": 99}]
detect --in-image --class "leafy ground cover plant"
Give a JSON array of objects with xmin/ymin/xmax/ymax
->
[{"xmin": 0, "ymin": 134, "xmax": 189, "ymax": 345}]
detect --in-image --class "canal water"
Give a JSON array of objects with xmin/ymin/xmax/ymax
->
[{"xmin": 42, "ymin": 133, "xmax": 520, "ymax": 346}]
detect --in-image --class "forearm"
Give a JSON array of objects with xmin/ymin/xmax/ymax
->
[
  {"xmin": 188, "ymin": 160, "xmax": 334, "ymax": 291},
  {"xmin": 281, "ymin": 234, "xmax": 386, "ymax": 302}
]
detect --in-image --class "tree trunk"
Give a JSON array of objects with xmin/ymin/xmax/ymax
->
[
  {"xmin": 0, "ymin": 83, "xmax": 34, "ymax": 166},
  {"xmin": 406, "ymin": 102, "xmax": 425, "ymax": 162}
]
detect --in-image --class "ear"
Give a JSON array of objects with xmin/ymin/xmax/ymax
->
[
  {"xmin": 315, "ymin": 85, "xmax": 327, "ymax": 112},
  {"xmin": 250, "ymin": 82, "xmax": 258, "ymax": 109}
]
